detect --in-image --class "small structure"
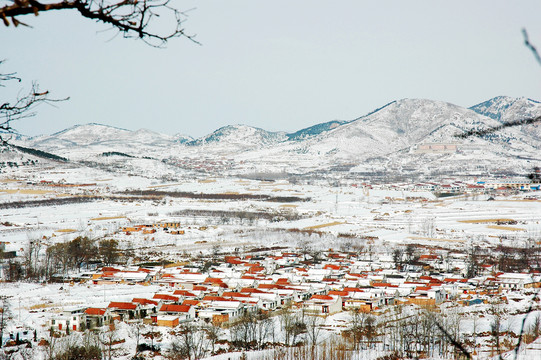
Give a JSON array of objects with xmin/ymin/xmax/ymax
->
[
  {"xmin": 303, "ymin": 295, "xmax": 342, "ymax": 315},
  {"xmin": 84, "ymin": 308, "xmax": 112, "ymax": 329},
  {"xmin": 49, "ymin": 307, "xmax": 86, "ymax": 332},
  {"xmin": 157, "ymin": 315, "xmax": 179, "ymax": 328},
  {"xmin": 158, "ymin": 304, "xmax": 195, "ymax": 321},
  {"xmin": 107, "ymin": 302, "xmax": 141, "ymax": 321}
]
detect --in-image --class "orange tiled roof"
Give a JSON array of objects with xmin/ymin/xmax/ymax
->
[
  {"xmin": 310, "ymin": 295, "xmax": 334, "ymax": 301},
  {"xmin": 160, "ymin": 304, "xmax": 191, "ymax": 313},
  {"xmin": 108, "ymin": 302, "xmax": 136, "ymax": 310},
  {"xmin": 85, "ymin": 308, "xmax": 106, "ymax": 315},
  {"xmin": 173, "ymin": 290, "xmax": 196, "ymax": 297},
  {"xmin": 132, "ymin": 298, "xmax": 159, "ymax": 306},
  {"xmin": 153, "ymin": 294, "xmax": 179, "ymax": 302}
]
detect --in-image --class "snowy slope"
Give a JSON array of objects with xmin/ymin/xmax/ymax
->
[
  {"xmin": 470, "ymin": 96, "xmax": 541, "ymax": 141},
  {"xmin": 469, "ymin": 96, "xmax": 541, "ymax": 122},
  {"xmin": 186, "ymin": 124, "xmax": 287, "ymax": 150},
  {"xmin": 286, "ymin": 120, "xmax": 347, "ymax": 141},
  {"xmin": 10, "ymin": 96, "xmax": 541, "ymax": 175},
  {"xmin": 22, "ymin": 123, "xmax": 178, "ymax": 159},
  {"xmin": 286, "ymin": 99, "xmax": 503, "ymax": 159}
]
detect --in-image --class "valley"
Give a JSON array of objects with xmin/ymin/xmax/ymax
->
[{"xmin": 0, "ymin": 96, "xmax": 541, "ymax": 359}]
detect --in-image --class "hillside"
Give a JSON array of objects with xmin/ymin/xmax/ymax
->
[{"xmin": 10, "ymin": 96, "xmax": 541, "ymax": 177}]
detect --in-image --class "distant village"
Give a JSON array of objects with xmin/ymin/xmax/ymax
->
[
  {"xmin": 2, "ymin": 172, "xmax": 541, "ymax": 359},
  {"xmin": 45, "ymin": 247, "xmax": 540, "ymax": 333}
]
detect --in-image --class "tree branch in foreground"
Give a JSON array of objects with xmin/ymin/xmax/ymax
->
[
  {"xmin": 0, "ymin": 0, "xmax": 199, "ymax": 47},
  {"xmin": 1, "ymin": 60, "xmax": 68, "ymax": 144},
  {"xmin": 523, "ymin": 28, "xmax": 541, "ymax": 66},
  {"xmin": 455, "ymin": 115, "xmax": 541, "ymax": 139}
]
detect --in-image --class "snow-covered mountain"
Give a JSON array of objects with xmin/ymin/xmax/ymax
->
[
  {"xmin": 8, "ymin": 96, "xmax": 541, "ymax": 176},
  {"xmin": 33, "ymin": 123, "xmax": 176, "ymax": 147},
  {"xmin": 298, "ymin": 98, "xmax": 498, "ymax": 159},
  {"xmin": 469, "ymin": 96, "xmax": 541, "ymax": 122},
  {"xmin": 23, "ymin": 123, "xmax": 177, "ymax": 159},
  {"xmin": 174, "ymin": 133, "xmax": 194, "ymax": 144},
  {"xmin": 186, "ymin": 125, "xmax": 287, "ymax": 150},
  {"xmin": 470, "ymin": 96, "xmax": 541, "ymax": 142},
  {"xmin": 286, "ymin": 120, "xmax": 347, "ymax": 141}
]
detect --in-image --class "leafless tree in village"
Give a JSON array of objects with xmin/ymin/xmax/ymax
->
[{"xmin": 0, "ymin": 296, "xmax": 12, "ymax": 350}]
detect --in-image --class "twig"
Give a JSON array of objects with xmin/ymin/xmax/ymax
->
[
  {"xmin": 455, "ymin": 115, "xmax": 541, "ymax": 139},
  {"xmin": 0, "ymin": 0, "xmax": 200, "ymax": 47},
  {"xmin": 523, "ymin": 28, "xmax": 541, "ymax": 66}
]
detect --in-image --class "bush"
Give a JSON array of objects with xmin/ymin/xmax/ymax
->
[{"xmin": 54, "ymin": 345, "xmax": 102, "ymax": 360}]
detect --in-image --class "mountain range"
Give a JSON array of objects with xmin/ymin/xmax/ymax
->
[{"xmin": 5, "ymin": 96, "xmax": 541, "ymax": 177}]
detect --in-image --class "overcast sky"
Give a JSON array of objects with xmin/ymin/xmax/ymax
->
[{"xmin": 2, "ymin": 1, "xmax": 541, "ymax": 138}]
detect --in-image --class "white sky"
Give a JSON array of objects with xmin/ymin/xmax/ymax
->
[{"xmin": 2, "ymin": 0, "xmax": 541, "ymax": 138}]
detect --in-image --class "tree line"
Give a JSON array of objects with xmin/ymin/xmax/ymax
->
[
  {"xmin": 123, "ymin": 189, "xmax": 308, "ymax": 203},
  {"xmin": 2, "ymin": 236, "xmax": 124, "ymax": 282}
]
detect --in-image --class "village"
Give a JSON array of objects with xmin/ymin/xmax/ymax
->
[
  {"xmin": 45, "ymin": 247, "xmax": 541, "ymax": 332},
  {"xmin": 2, "ymin": 235, "xmax": 541, "ymax": 359},
  {"xmin": 2, "ymin": 167, "xmax": 541, "ymax": 359}
]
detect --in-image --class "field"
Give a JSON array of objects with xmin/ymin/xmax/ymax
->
[{"xmin": 1, "ymin": 163, "xmax": 541, "ymax": 359}]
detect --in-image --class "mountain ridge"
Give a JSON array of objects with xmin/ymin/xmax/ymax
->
[{"xmin": 8, "ymin": 96, "xmax": 541, "ymax": 175}]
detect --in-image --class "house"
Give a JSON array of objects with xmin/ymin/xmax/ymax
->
[
  {"xmin": 84, "ymin": 308, "xmax": 112, "ymax": 329},
  {"xmin": 159, "ymin": 222, "xmax": 182, "ymax": 229},
  {"xmin": 132, "ymin": 298, "xmax": 159, "ymax": 318},
  {"xmin": 153, "ymin": 294, "xmax": 180, "ymax": 303},
  {"xmin": 198, "ymin": 300, "xmax": 245, "ymax": 324},
  {"xmin": 49, "ymin": 307, "xmax": 87, "ymax": 332},
  {"xmin": 303, "ymin": 295, "xmax": 342, "ymax": 315},
  {"xmin": 94, "ymin": 270, "xmax": 151, "ymax": 284},
  {"xmin": 407, "ymin": 286, "xmax": 446, "ymax": 305},
  {"xmin": 158, "ymin": 304, "xmax": 195, "ymax": 321},
  {"xmin": 157, "ymin": 315, "xmax": 179, "ymax": 328},
  {"xmin": 496, "ymin": 273, "xmax": 534, "ymax": 291},
  {"xmin": 107, "ymin": 302, "xmax": 142, "ymax": 321}
]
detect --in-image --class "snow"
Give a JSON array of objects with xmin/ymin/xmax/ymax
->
[
  {"xmin": 2, "ymin": 95, "xmax": 541, "ymax": 359},
  {"xmin": 6, "ymin": 96, "xmax": 540, "ymax": 177}
]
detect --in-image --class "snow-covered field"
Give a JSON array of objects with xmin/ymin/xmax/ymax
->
[{"xmin": 1, "ymin": 141, "xmax": 541, "ymax": 359}]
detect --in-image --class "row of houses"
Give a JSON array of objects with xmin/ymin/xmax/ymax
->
[
  {"xmin": 51, "ymin": 250, "xmax": 541, "ymax": 332},
  {"xmin": 413, "ymin": 179, "xmax": 541, "ymax": 193},
  {"xmin": 121, "ymin": 222, "xmax": 184, "ymax": 235}
]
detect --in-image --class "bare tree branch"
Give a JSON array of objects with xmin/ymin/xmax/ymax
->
[
  {"xmin": 426, "ymin": 311, "xmax": 472, "ymax": 360},
  {"xmin": 523, "ymin": 28, "xmax": 541, "ymax": 66},
  {"xmin": 0, "ymin": 60, "xmax": 68, "ymax": 144},
  {"xmin": 455, "ymin": 29, "xmax": 541, "ymax": 140},
  {"xmin": 0, "ymin": 0, "xmax": 200, "ymax": 47},
  {"xmin": 455, "ymin": 115, "xmax": 541, "ymax": 139}
]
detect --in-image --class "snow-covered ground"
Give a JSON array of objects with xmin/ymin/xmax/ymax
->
[{"xmin": 1, "ymin": 140, "xmax": 541, "ymax": 358}]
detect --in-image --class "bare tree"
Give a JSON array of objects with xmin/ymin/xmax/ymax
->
[
  {"xmin": 169, "ymin": 323, "xmax": 209, "ymax": 360},
  {"xmin": 131, "ymin": 321, "xmax": 144, "ymax": 357},
  {"xmin": 305, "ymin": 314, "xmax": 324, "ymax": 347},
  {"xmin": 523, "ymin": 29, "xmax": 541, "ymax": 66},
  {"xmin": 43, "ymin": 332, "xmax": 59, "ymax": 360},
  {"xmin": 203, "ymin": 323, "xmax": 221, "ymax": 355},
  {"xmin": 1, "ymin": 0, "xmax": 198, "ymax": 142},
  {"xmin": 278, "ymin": 305, "xmax": 306, "ymax": 347},
  {"xmin": 69, "ymin": 236, "xmax": 96, "ymax": 271},
  {"xmin": 253, "ymin": 310, "xmax": 274, "ymax": 350},
  {"xmin": 230, "ymin": 312, "xmax": 256, "ymax": 350},
  {"xmin": 348, "ymin": 308, "xmax": 365, "ymax": 350},
  {"xmin": 0, "ymin": 296, "xmax": 12, "ymax": 349},
  {"xmin": 47, "ymin": 332, "xmax": 101, "ymax": 360},
  {"xmin": 100, "ymin": 323, "xmax": 118, "ymax": 360},
  {"xmin": 99, "ymin": 239, "xmax": 120, "ymax": 265},
  {"xmin": 392, "ymin": 248, "xmax": 403, "ymax": 270}
]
